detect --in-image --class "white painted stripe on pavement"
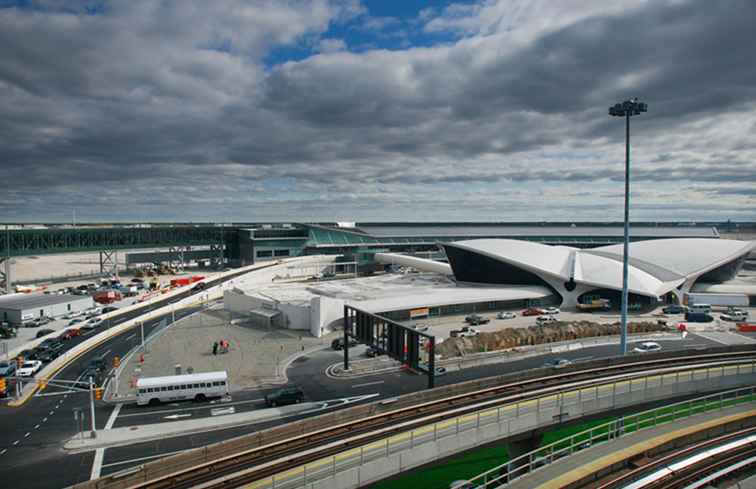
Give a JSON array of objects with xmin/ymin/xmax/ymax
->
[
  {"xmin": 352, "ymin": 381, "xmax": 384, "ymax": 388},
  {"xmin": 91, "ymin": 403, "xmax": 121, "ymax": 480},
  {"xmin": 0, "ymin": 449, "xmax": 6, "ymax": 455},
  {"xmin": 12, "ymin": 440, "xmax": 19, "ymax": 446},
  {"xmin": 117, "ymin": 398, "xmax": 264, "ymax": 418},
  {"xmin": 105, "ymin": 403, "xmax": 122, "ymax": 430},
  {"xmin": 90, "ymin": 449, "xmax": 105, "ymax": 480}
]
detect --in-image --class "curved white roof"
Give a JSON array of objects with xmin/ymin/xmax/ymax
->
[
  {"xmin": 444, "ymin": 238, "xmax": 753, "ymax": 299},
  {"xmin": 590, "ymin": 239, "xmax": 754, "ymax": 278},
  {"xmin": 446, "ymin": 239, "xmax": 575, "ymax": 280}
]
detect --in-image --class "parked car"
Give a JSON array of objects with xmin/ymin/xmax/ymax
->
[
  {"xmin": 35, "ymin": 328, "xmax": 55, "ymax": 339},
  {"xmin": 685, "ymin": 312, "xmax": 714, "ymax": 323},
  {"xmin": 543, "ymin": 358, "xmax": 572, "ymax": 369},
  {"xmin": 496, "ymin": 311, "xmax": 516, "ymax": 320},
  {"xmin": 102, "ymin": 306, "xmax": 119, "ymax": 313},
  {"xmin": 434, "ymin": 366, "xmax": 447, "ymax": 376},
  {"xmin": 410, "ymin": 323, "xmax": 430, "ymax": 332},
  {"xmin": 662, "ymin": 305, "xmax": 686, "ymax": 314},
  {"xmin": 64, "ymin": 310, "xmax": 83, "ymax": 320},
  {"xmin": 465, "ymin": 313, "xmax": 485, "ymax": 324},
  {"xmin": 130, "ymin": 277, "xmax": 144, "ymax": 283},
  {"xmin": 633, "ymin": 341, "xmax": 662, "ymax": 353},
  {"xmin": 0, "ymin": 360, "xmax": 16, "ymax": 377},
  {"xmin": 58, "ymin": 328, "xmax": 82, "ymax": 340},
  {"xmin": 450, "ymin": 326, "xmax": 480, "ymax": 338},
  {"xmin": 17, "ymin": 360, "xmax": 43, "ymax": 377},
  {"xmin": 542, "ymin": 307, "xmax": 560, "ymax": 315},
  {"xmin": 16, "ymin": 349, "xmax": 39, "ymax": 362},
  {"xmin": 265, "ymin": 386, "xmax": 304, "ymax": 407},
  {"xmin": 721, "ymin": 311, "xmax": 748, "ymax": 322},
  {"xmin": 81, "ymin": 318, "xmax": 104, "ymax": 330},
  {"xmin": 68, "ymin": 318, "xmax": 84, "ymax": 326},
  {"xmin": 38, "ymin": 343, "xmax": 65, "ymax": 363},
  {"xmin": 536, "ymin": 315, "xmax": 558, "ymax": 325},
  {"xmin": 366, "ymin": 346, "xmax": 382, "ymax": 358},
  {"xmin": 331, "ymin": 337, "xmax": 358, "ymax": 350},
  {"xmin": 31, "ymin": 317, "xmax": 52, "ymax": 327},
  {"xmin": 522, "ymin": 307, "xmax": 545, "ymax": 316}
]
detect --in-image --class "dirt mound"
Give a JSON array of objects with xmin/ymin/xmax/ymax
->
[{"xmin": 436, "ymin": 320, "xmax": 670, "ymax": 357}]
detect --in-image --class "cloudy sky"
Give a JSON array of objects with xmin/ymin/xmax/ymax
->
[{"xmin": 1, "ymin": 0, "xmax": 754, "ymax": 223}]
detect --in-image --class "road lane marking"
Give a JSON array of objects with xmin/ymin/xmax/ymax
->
[
  {"xmin": 0, "ymin": 449, "xmax": 6, "ymax": 455},
  {"xmin": 210, "ymin": 407, "xmax": 235, "ymax": 416},
  {"xmin": 91, "ymin": 449, "xmax": 105, "ymax": 480},
  {"xmin": 105, "ymin": 403, "xmax": 122, "ymax": 430},
  {"xmin": 49, "ymin": 411, "xmax": 54, "ymax": 415},
  {"xmin": 42, "ymin": 417, "xmax": 47, "ymax": 422},
  {"xmin": 12, "ymin": 440, "xmax": 19, "ymax": 446},
  {"xmin": 34, "ymin": 424, "xmax": 40, "ymax": 429},
  {"xmin": 117, "ymin": 398, "xmax": 264, "ymax": 418},
  {"xmin": 164, "ymin": 413, "xmax": 192, "ymax": 420},
  {"xmin": 91, "ymin": 402, "xmax": 122, "ymax": 480},
  {"xmin": 125, "ymin": 334, "xmax": 136, "ymax": 341},
  {"xmin": 24, "ymin": 432, "xmax": 30, "ymax": 438},
  {"xmin": 352, "ymin": 381, "xmax": 384, "ymax": 388}
]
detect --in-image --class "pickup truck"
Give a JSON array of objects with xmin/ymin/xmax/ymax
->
[
  {"xmin": 721, "ymin": 311, "xmax": 748, "ymax": 322},
  {"xmin": 450, "ymin": 326, "xmax": 480, "ymax": 338}
]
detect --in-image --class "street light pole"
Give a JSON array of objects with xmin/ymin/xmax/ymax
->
[{"xmin": 609, "ymin": 98, "xmax": 648, "ymax": 356}]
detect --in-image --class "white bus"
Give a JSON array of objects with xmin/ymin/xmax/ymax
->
[{"xmin": 136, "ymin": 371, "xmax": 229, "ymax": 406}]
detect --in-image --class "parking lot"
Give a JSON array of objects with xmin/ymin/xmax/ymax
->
[{"xmin": 401, "ymin": 304, "xmax": 755, "ymax": 340}]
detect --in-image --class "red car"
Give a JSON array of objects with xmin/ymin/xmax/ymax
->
[
  {"xmin": 58, "ymin": 328, "xmax": 82, "ymax": 340},
  {"xmin": 522, "ymin": 307, "xmax": 545, "ymax": 316}
]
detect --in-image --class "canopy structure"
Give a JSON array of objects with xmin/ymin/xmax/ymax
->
[{"xmin": 442, "ymin": 238, "xmax": 754, "ymax": 308}]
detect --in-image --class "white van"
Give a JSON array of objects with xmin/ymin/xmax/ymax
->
[{"xmin": 688, "ymin": 303, "xmax": 711, "ymax": 314}]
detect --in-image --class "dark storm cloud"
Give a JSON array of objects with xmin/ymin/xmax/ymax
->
[{"xmin": 0, "ymin": 0, "xmax": 754, "ymax": 221}]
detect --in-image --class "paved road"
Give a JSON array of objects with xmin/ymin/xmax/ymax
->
[
  {"xmin": 0, "ymin": 270, "xmax": 252, "ymax": 489},
  {"xmin": 91, "ymin": 333, "xmax": 724, "ymax": 479}
]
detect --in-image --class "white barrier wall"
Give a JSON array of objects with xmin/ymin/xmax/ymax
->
[{"xmin": 311, "ymin": 296, "xmax": 345, "ymax": 337}]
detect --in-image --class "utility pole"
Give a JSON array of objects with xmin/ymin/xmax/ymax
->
[
  {"xmin": 89, "ymin": 376, "xmax": 97, "ymax": 438},
  {"xmin": 608, "ymin": 98, "xmax": 648, "ymax": 356},
  {"xmin": 140, "ymin": 321, "xmax": 145, "ymax": 350}
]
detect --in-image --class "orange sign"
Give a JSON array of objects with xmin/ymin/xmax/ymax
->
[{"xmin": 410, "ymin": 308, "xmax": 429, "ymax": 319}]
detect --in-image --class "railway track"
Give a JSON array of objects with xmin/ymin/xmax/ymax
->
[
  {"xmin": 115, "ymin": 350, "xmax": 756, "ymax": 489},
  {"xmin": 595, "ymin": 426, "xmax": 756, "ymax": 489}
]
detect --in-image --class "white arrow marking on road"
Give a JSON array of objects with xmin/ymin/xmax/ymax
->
[
  {"xmin": 164, "ymin": 413, "xmax": 192, "ymax": 420},
  {"xmin": 211, "ymin": 407, "xmax": 236, "ymax": 416}
]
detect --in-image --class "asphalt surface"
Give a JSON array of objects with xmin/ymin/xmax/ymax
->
[
  {"xmin": 0, "ymin": 271, "xmax": 252, "ymax": 489},
  {"xmin": 94, "ymin": 333, "xmax": 723, "ymax": 479},
  {"xmin": 0, "ymin": 290, "xmax": 729, "ymax": 489}
]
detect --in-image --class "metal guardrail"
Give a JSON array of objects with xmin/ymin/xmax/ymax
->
[
  {"xmin": 237, "ymin": 361, "xmax": 756, "ymax": 489},
  {"xmin": 454, "ymin": 386, "xmax": 756, "ymax": 489}
]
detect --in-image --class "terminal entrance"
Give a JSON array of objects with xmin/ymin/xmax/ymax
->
[{"xmin": 343, "ymin": 305, "xmax": 437, "ymax": 388}]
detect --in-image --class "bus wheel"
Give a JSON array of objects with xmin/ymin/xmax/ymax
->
[
  {"xmin": 195, "ymin": 394, "xmax": 207, "ymax": 402},
  {"xmin": 149, "ymin": 398, "xmax": 160, "ymax": 406}
]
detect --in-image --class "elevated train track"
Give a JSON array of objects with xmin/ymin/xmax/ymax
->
[
  {"xmin": 596, "ymin": 426, "xmax": 756, "ymax": 489},
  {"xmin": 80, "ymin": 348, "xmax": 756, "ymax": 489}
]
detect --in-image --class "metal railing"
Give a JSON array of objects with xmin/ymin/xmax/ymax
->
[
  {"xmin": 240, "ymin": 363, "xmax": 755, "ymax": 489},
  {"xmin": 453, "ymin": 386, "xmax": 756, "ymax": 489}
]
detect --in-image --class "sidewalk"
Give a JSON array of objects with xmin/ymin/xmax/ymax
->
[
  {"xmin": 64, "ymin": 400, "xmax": 322, "ymax": 452},
  {"xmin": 503, "ymin": 403, "xmax": 756, "ymax": 489},
  {"xmin": 111, "ymin": 308, "xmax": 335, "ymax": 398}
]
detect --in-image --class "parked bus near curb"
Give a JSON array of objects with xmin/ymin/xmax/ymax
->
[{"xmin": 136, "ymin": 371, "xmax": 229, "ymax": 406}]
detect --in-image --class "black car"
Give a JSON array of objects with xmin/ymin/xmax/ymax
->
[
  {"xmin": 331, "ymin": 338, "xmax": 358, "ymax": 350},
  {"xmin": 102, "ymin": 306, "xmax": 119, "ymax": 313},
  {"xmin": 265, "ymin": 386, "xmax": 304, "ymax": 407},
  {"xmin": 16, "ymin": 349, "xmax": 39, "ymax": 361},
  {"xmin": 662, "ymin": 305, "xmax": 686, "ymax": 314},
  {"xmin": 366, "ymin": 346, "xmax": 382, "ymax": 358},
  {"xmin": 37, "ymin": 343, "xmax": 65, "ymax": 363},
  {"xmin": 36, "ymin": 328, "xmax": 56, "ymax": 339}
]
